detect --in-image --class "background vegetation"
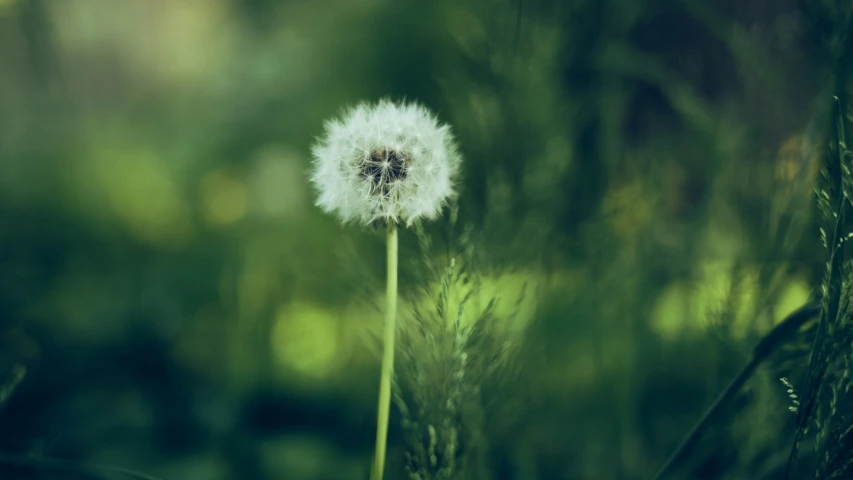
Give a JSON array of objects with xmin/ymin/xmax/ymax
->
[{"xmin": 1, "ymin": 0, "xmax": 851, "ymax": 479}]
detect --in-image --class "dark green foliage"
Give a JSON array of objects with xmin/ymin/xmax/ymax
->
[
  {"xmin": 786, "ymin": 99, "xmax": 853, "ymax": 480},
  {"xmin": 1, "ymin": 0, "xmax": 852, "ymax": 479}
]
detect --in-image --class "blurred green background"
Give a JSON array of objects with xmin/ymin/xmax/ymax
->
[{"xmin": 0, "ymin": 0, "xmax": 845, "ymax": 479}]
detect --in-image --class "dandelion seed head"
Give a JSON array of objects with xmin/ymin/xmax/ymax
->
[{"xmin": 310, "ymin": 99, "xmax": 461, "ymax": 226}]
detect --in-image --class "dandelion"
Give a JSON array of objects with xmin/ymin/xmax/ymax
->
[
  {"xmin": 310, "ymin": 99, "xmax": 461, "ymax": 480},
  {"xmin": 310, "ymin": 99, "xmax": 461, "ymax": 227}
]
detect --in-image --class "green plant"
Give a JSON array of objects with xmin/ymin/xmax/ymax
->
[
  {"xmin": 392, "ymin": 217, "xmax": 527, "ymax": 480},
  {"xmin": 786, "ymin": 97, "xmax": 853, "ymax": 480}
]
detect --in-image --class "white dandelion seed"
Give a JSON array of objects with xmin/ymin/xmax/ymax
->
[{"xmin": 310, "ymin": 99, "xmax": 461, "ymax": 227}]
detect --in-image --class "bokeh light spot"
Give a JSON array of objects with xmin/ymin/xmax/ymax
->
[
  {"xmin": 0, "ymin": 0, "xmax": 17, "ymax": 17},
  {"xmin": 200, "ymin": 168, "xmax": 247, "ymax": 227},
  {"xmin": 773, "ymin": 278, "xmax": 812, "ymax": 325},
  {"xmin": 249, "ymin": 147, "xmax": 306, "ymax": 219},
  {"xmin": 271, "ymin": 302, "xmax": 342, "ymax": 381},
  {"xmin": 92, "ymin": 148, "xmax": 193, "ymax": 248}
]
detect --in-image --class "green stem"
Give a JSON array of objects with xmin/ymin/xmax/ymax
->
[
  {"xmin": 650, "ymin": 302, "xmax": 821, "ymax": 480},
  {"xmin": 371, "ymin": 222, "xmax": 398, "ymax": 480}
]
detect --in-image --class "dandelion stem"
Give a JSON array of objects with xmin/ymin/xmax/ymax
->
[{"xmin": 371, "ymin": 222, "xmax": 398, "ymax": 480}]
